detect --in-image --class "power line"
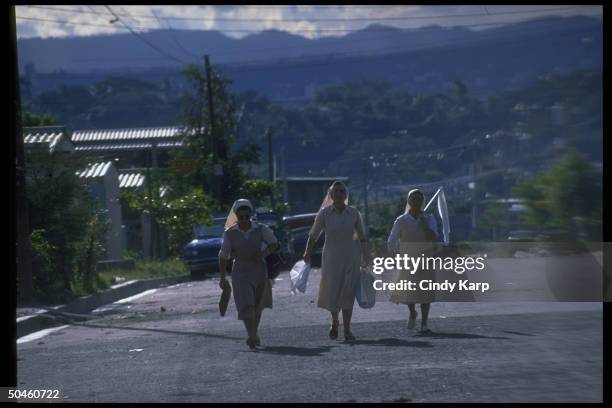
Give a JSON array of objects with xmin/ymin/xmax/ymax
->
[
  {"xmin": 150, "ymin": 9, "xmax": 200, "ymax": 59},
  {"xmin": 17, "ymin": 6, "xmax": 599, "ymax": 34},
  {"xmin": 20, "ymin": 5, "xmax": 592, "ymax": 22},
  {"xmin": 29, "ymin": 16, "xmax": 601, "ymax": 72},
  {"xmin": 68, "ymin": 13, "xmax": 594, "ymax": 64},
  {"xmin": 103, "ymin": 6, "xmax": 190, "ymax": 66},
  {"xmin": 215, "ymin": 25, "xmax": 601, "ymax": 74},
  {"xmin": 214, "ymin": 21, "xmax": 594, "ymax": 70}
]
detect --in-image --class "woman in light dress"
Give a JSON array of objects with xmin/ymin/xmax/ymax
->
[
  {"xmin": 218, "ymin": 199, "xmax": 280, "ymax": 349},
  {"xmin": 387, "ymin": 189, "xmax": 438, "ymax": 333},
  {"xmin": 303, "ymin": 181, "xmax": 368, "ymax": 342}
]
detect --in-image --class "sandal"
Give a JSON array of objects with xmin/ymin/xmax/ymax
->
[
  {"xmin": 329, "ymin": 321, "xmax": 339, "ymax": 340},
  {"xmin": 344, "ymin": 331, "xmax": 356, "ymax": 342},
  {"xmin": 246, "ymin": 337, "xmax": 256, "ymax": 350}
]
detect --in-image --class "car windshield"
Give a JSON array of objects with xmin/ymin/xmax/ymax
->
[{"xmin": 194, "ymin": 221, "xmax": 225, "ymax": 239}]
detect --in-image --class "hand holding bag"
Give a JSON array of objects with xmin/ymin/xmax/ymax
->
[
  {"xmin": 355, "ymin": 266, "xmax": 376, "ymax": 309},
  {"xmin": 290, "ymin": 260, "xmax": 311, "ymax": 294}
]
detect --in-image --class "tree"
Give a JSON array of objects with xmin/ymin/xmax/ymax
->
[
  {"xmin": 25, "ymin": 138, "xmax": 105, "ymax": 298},
  {"xmin": 121, "ymin": 184, "xmax": 214, "ymax": 256},
  {"xmin": 23, "ymin": 111, "xmax": 58, "ymax": 127},
  {"xmin": 513, "ymin": 151, "xmax": 602, "ymax": 240},
  {"xmin": 168, "ymin": 63, "xmax": 261, "ymax": 209}
]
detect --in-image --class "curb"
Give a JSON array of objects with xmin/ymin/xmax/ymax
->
[{"xmin": 17, "ymin": 275, "xmax": 191, "ymax": 339}]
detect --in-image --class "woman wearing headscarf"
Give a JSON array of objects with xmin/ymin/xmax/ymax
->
[
  {"xmin": 303, "ymin": 181, "xmax": 368, "ymax": 342},
  {"xmin": 387, "ymin": 189, "xmax": 439, "ymax": 333},
  {"xmin": 218, "ymin": 199, "xmax": 280, "ymax": 349}
]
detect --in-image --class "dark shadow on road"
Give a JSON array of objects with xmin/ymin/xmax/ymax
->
[
  {"xmin": 254, "ymin": 345, "xmax": 334, "ymax": 356},
  {"xmin": 70, "ymin": 322, "xmax": 243, "ymax": 341},
  {"xmin": 350, "ymin": 338, "xmax": 433, "ymax": 348},
  {"xmin": 414, "ymin": 331, "xmax": 509, "ymax": 340},
  {"xmin": 502, "ymin": 330, "xmax": 535, "ymax": 336}
]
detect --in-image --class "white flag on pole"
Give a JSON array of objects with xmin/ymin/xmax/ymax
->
[{"xmin": 437, "ymin": 187, "xmax": 450, "ymax": 245}]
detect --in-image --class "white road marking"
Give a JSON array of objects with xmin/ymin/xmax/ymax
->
[
  {"xmin": 92, "ymin": 289, "xmax": 159, "ymax": 313},
  {"xmin": 110, "ymin": 280, "xmax": 138, "ymax": 289},
  {"xmin": 114, "ymin": 289, "xmax": 158, "ymax": 304},
  {"xmin": 17, "ymin": 325, "xmax": 70, "ymax": 344}
]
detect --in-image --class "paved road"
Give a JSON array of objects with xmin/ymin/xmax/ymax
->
[{"xmin": 17, "ymin": 267, "xmax": 602, "ymax": 403}]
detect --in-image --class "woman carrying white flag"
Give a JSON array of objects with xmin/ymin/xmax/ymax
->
[
  {"xmin": 387, "ymin": 189, "xmax": 439, "ymax": 333},
  {"xmin": 303, "ymin": 181, "xmax": 368, "ymax": 342}
]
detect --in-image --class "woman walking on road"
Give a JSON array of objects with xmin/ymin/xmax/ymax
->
[
  {"xmin": 218, "ymin": 199, "xmax": 280, "ymax": 350},
  {"xmin": 387, "ymin": 189, "xmax": 439, "ymax": 333},
  {"xmin": 303, "ymin": 181, "xmax": 368, "ymax": 342}
]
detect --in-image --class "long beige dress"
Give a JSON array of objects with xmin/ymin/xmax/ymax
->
[
  {"xmin": 387, "ymin": 212, "xmax": 438, "ymax": 304},
  {"xmin": 219, "ymin": 222, "xmax": 277, "ymax": 320},
  {"xmin": 309, "ymin": 205, "xmax": 365, "ymax": 312}
]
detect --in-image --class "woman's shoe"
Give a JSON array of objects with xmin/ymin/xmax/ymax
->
[
  {"xmin": 246, "ymin": 338, "xmax": 256, "ymax": 350},
  {"xmin": 254, "ymin": 335, "xmax": 261, "ymax": 346},
  {"xmin": 329, "ymin": 321, "xmax": 339, "ymax": 340},
  {"xmin": 344, "ymin": 331, "xmax": 356, "ymax": 342},
  {"xmin": 419, "ymin": 323, "xmax": 432, "ymax": 334}
]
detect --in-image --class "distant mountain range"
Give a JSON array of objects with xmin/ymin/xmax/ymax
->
[{"xmin": 19, "ymin": 15, "xmax": 602, "ymax": 99}]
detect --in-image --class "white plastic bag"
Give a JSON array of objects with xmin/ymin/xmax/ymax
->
[
  {"xmin": 290, "ymin": 260, "xmax": 311, "ymax": 294},
  {"xmin": 355, "ymin": 266, "xmax": 376, "ymax": 309}
]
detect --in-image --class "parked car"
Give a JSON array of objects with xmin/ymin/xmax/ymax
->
[
  {"xmin": 182, "ymin": 211, "xmax": 285, "ymax": 280},
  {"xmin": 287, "ymin": 225, "xmax": 324, "ymax": 268},
  {"xmin": 181, "ymin": 217, "xmax": 229, "ymax": 280},
  {"xmin": 282, "ymin": 213, "xmax": 324, "ymax": 268}
]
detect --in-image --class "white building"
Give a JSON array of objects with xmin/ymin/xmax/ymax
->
[{"xmin": 77, "ymin": 161, "xmax": 123, "ymax": 261}]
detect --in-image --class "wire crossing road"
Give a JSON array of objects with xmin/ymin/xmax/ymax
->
[{"xmin": 17, "ymin": 267, "xmax": 602, "ymax": 403}]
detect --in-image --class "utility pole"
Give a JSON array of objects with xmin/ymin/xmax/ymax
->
[
  {"xmin": 204, "ymin": 55, "xmax": 222, "ymax": 205},
  {"xmin": 266, "ymin": 128, "xmax": 276, "ymax": 208},
  {"xmin": 10, "ymin": 4, "xmax": 23, "ymax": 386},
  {"xmin": 146, "ymin": 161, "xmax": 153, "ymax": 259},
  {"xmin": 151, "ymin": 141, "xmax": 162, "ymax": 258}
]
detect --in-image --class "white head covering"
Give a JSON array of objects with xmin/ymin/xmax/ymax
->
[
  {"xmin": 404, "ymin": 188, "xmax": 425, "ymax": 214},
  {"xmin": 319, "ymin": 181, "xmax": 361, "ymax": 240},
  {"xmin": 225, "ymin": 198, "xmax": 254, "ymax": 230},
  {"xmin": 319, "ymin": 180, "xmax": 350, "ymax": 210}
]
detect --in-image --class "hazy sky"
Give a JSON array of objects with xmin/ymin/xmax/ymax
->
[{"xmin": 15, "ymin": 5, "xmax": 602, "ymax": 40}]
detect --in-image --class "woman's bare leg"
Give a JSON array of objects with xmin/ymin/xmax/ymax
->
[
  {"xmin": 420, "ymin": 303, "xmax": 431, "ymax": 330},
  {"xmin": 408, "ymin": 304, "xmax": 418, "ymax": 319},
  {"xmin": 331, "ymin": 311, "xmax": 340, "ymax": 326},
  {"xmin": 342, "ymin": 308, "xmax": 353, "ymax": 335},
  {"xmin": 407, "ymin": 304, "xmax": 418, "ymax": 329},
  {"xmin": 242, "ymin": 317, "xmax": 257, "ymax": 340}
]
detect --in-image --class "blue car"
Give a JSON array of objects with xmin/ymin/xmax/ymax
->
[{"xmin": 181, "ymin": 217, "xmax": 228, "ymax": 279}]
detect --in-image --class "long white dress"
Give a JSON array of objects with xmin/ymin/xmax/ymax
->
[
  {"xmin": 387, "ymin": 212, "xmax": 438, "ymax": 304},
  {"xmin": 309, "ymin": 205, "xmax": 365, "ymax": 312}
]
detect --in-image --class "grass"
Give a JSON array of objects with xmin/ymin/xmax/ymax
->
[
  {"xmin": 24, "ymin": 258, "xmax": 189, "ymax": 307},
  {"xmin": 98, "ymin": 258, "xmax": 190, "ymax": 287}
]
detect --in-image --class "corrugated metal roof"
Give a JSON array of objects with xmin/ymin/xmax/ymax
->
[
  {"xmin": 73, "ymin": 140, "xmax": 184, "ymax": 152},
  {"xmin": 118, "ymin": 173, "xmax": 145, "ymax": 189},
  {"xmin": 77, "ymin": 162, "xmax": 113, "ymax": 179},
  {"xmin": 71, "ymin": 126, "xmax": 185, "ymax": 142},
  {"xmin": 23, "ymin": 126, "xmax": 71, "ymax": 153}
]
